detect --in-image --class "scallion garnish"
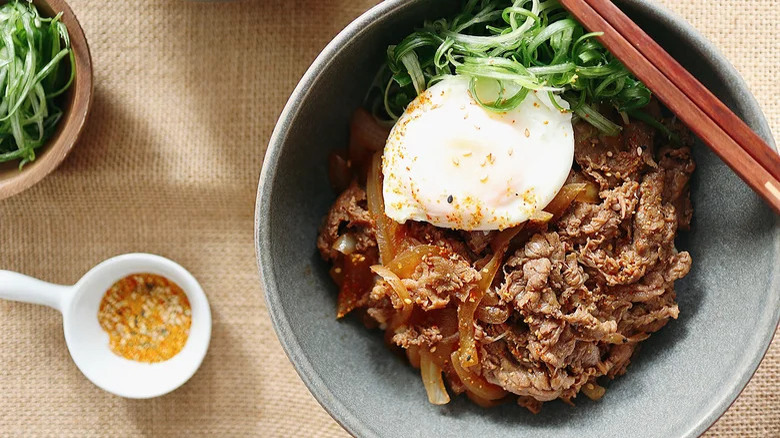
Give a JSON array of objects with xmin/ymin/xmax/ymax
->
[
  {"xmin": 0, "ymin": 1, "xmax": 74, "ymax": 167},
  {"xmin": 380, "ymin": 0, "xmax": 652, "ymax": 135}
]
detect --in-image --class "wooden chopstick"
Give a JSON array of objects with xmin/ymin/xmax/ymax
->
[
  {"xmin": 558, "ymin": 0, "xmax": 780, "ymax": 214},
  {"xmin": 583, "ymin": 0, "xmax": 780, "ymax": 181}
]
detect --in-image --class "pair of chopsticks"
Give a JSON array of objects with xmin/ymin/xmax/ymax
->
[{"xmin": 559, "ymin": 0, "xmax": 780, "ymax": 214}]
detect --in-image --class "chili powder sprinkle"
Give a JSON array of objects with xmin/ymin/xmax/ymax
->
[{"xmin": 98, "ymin": 274, "xmax": 192, "ymax": 363}]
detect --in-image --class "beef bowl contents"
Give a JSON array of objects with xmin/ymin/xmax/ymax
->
[{"xmin": 316, "ymin": 0, "xmax": 694, "ymax": 412}]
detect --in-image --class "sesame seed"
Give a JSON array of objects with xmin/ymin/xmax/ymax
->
[{"xmin": 98, "ymin": 274, "xmax": 192, "ymax": 364}]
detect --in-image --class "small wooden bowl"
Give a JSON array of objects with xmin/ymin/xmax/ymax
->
[{"xmin": 0, "ymin": 0, "xmax": 93, "ymax": 201}]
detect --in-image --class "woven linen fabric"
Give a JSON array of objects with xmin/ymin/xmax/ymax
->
[{"xmin": 0, "ymin": 0, "xmax": 776, "ymax": 436}]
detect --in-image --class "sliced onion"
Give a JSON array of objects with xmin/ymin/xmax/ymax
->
[
  {"xmin": 475, "ymin": 304, "xmax": 510, "ymax": 324},
  {"xmin": 365, "ymin": 152, "xmax": 383, "ymax": 216},
  {"xmin": 477, "ymin": 251, "xmax": 502, "ymax": 292},
  {"xmin": 568, "ymin": 172, "xmax": 600, "ymax": 203},
  {"xmin": 466, "ymin": 390, "xmax": 506, "ymax": 408},
  {"xmin": 370, "ymin": 265, "xmax": 411, "ymax": 304},
  {"xmin": 366, "ymin": 152, "xmax": 398, "ymax": 263},
  {"xmin": 349, "ymin": 108, "xmax": 390, "ymax": 183},
  {"xmin": 529, "ymin": 210, "xmax": 554, "ymax": 225},
  {"xmin": 406, "ymin": 345, "xmax": 421, "ymax": 369},
  {"xmin": 576, "ymin": 181, "xmax": 600, "ymax": 203},
  {"xmin": 327, "ymin": 150, "xmax": 352, "ymax": 193},
  {"xmin": 420, "ymin": 348, "xmax": 451, "ymax": 405},
  {"xmin": 481, "ymin": 291, "xmax": 500, "ymax": 306},
  {"xmin": 387, "ymin": 244, "xmax": 443, "ymax": 279},
  {"xmin": 350, "ymin": 107, "xmax": 390, "ymax": 153},
  {"xmin": 604, "ymin": 333, "xmax": 626, "ymax": 344},
  {"xmin": 545, "ymin": 183, "xmax": 586, "ymax": 219},
  {"xmin": 429, "ymin": 337, "xmax": 458, "ymax": 369},
  {"xmin": 332, "ymin": 233, "xmax": 358, "ymax": 256},
  {"xmin": 457, "ymin": 302, "xmax": 480, "ymax": 368},
  {"xmin": 432, "ymin": 308, "xmax": 459, "ymax": 337},
  {"xmin": 370, "ymin": 264, "xmax": 412, "ymax": 329},
  {"xmin": 336, "ymin": 253, "xmax": 376, "ymax": 318},
  {"xmin": 581, "ymin": 382, "xmax": 606, "ymax": 401},
  {"xmin": 450, "ymin": 350, "xmax": 507, "ymax": 401},
  {"xmin": 489, "ymin": 225, "xmax": 523, "ymax": 253},
  {"xmin": 458, "ymin": 250, "xmax": 502, "ymax": 368}
]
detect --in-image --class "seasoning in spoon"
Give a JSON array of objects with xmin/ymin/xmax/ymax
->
[{"xmin": 98, "ymin": 274, "xmax": 192, "ymax": 363}]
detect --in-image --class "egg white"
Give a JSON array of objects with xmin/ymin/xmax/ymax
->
[{"xmin": 382, "ymin": 75, "xmax": 574, "ymax": 231}]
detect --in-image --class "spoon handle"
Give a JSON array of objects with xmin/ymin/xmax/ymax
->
[{"xmin": 0, "ymin": 271, "xmax": 71, "ymax": 312}]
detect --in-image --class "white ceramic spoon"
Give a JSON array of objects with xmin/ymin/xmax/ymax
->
[{"xmin": 0, "ymin": 253, "xmax": 211, "ymax": 399}]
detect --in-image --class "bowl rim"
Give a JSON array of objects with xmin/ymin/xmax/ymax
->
[
  {"xmin": 0, "ymin": 0, "xmax": 94, "ymax": 201},
  {"xmin": 255, "ymin": 1, "xmax": 779, "ymax": 436}
]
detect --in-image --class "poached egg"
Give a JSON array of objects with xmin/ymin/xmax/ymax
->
[{"xmin": 382, "ymin": 75, "xmax": 574, "ymax": 231}]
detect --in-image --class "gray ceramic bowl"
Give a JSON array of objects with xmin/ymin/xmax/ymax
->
[{"xmin": 255, "ymin": 1, "xmax": 779, "ymax": 436}]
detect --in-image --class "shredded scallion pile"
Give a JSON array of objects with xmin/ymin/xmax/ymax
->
[
  {"xmin": 0, "ymin": 0, "xmax": 74, "ymax": 167},
  {"xmin": 380, "ymin": 0, "xmax": 651, "ymax": 136}
]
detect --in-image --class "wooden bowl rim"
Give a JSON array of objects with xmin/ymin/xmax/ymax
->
[{"xmin": 0, "ymin": 0, "xmax": 94, "ymax": 201}]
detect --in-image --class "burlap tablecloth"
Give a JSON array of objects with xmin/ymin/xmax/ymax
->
[{"xmin": 0, "ymin": 0, "xmax": 776, "ymax": 436}]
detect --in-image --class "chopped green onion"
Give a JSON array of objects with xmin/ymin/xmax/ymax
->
[
  {"xmin": 627, "ymin": 109, "xmax": 681, "ymax": 144},
  {"xmin": 400, "ymin": 51, "xmax": 425, "ymax": 95},
  {"xmin": 571, "ymin": 102, "xmax": 622, "ymax": 137},
  {"xmin": 0, "ymin": 1, "xmax": 73, "ymax": 167},
  {"xmin": 377, "ymin": 0, "xmax": 653, "ymax": 135}
]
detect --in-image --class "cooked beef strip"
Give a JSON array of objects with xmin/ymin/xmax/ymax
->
[
  {"xmin": 317, "ymin": 115, "xmax": 694, "ymax": 412},
  {"xmin": 658, "ymin": 145, "xmax": 695, "ymax": 230},
  {"xmin": 316, "ymin": 182, "xmax": 376, "ymax": 262},
  {"xmin": 403, "ymin": 221, "xmax": 474, "ymax": 260},
  {"xmin": 573, "ymin": 121, "xmax": 656, "ymax": 189},
  {"xmin": 370, "ymin": 251, "xmax": 481, "ymax": 311},
  {"xmin": 392, "ymin": 325, "xmax": 443, "ymax": 349},
  {"xmin": 461, "ymin": 230, "xmax": 497, "ymax": 255}
]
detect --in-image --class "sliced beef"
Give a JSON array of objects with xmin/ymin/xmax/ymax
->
[
  {"xmin": 404, "ymin": 253, "xmax": 480, "ymax": 310},
  {"xmin": 576, "ymin": 171, "xmax": 677, "ymax": 286},
  {"xmin": 574, "ymin": 121, "xmax": 655, "ymax": 189},
  {"xmin": 556, "ymin": 180, "xmax": 639, "ymax": 245},
  {"xmin": 368, "ymin": 251, "xmax": 480, "ymax": 311},
  {"xmin": 481, "ymin": 341, "xmax": 572, "ymax": 402},
  {"xmin": 461, "ymin": 230, "xmax": 497, "ymax": 255},
  {"xmin": 392, "ymin": 325, "xmax": 443, "ymax": 349},
  {"xmin": 659, "ymin": 146, "xmax": 695, "ymax": 230},
  {"xmin": 316, "ymin": 182, "xmax": 376, "ymax": 261},
  {"xmin": 317, "ymin": 110, "xmax": 695, "ymax": 413},
  {"xmin": 472, "ymin": 119, "xmax": 693, "ymax": 410},
  {"xmin": 404, "ymin": 221, "xmax": 473, "ymax": 261}
]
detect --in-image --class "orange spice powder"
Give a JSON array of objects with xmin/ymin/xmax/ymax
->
[{"xmin": 98, "ymin": 273, "xmax": 192, "ymax": 363}]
